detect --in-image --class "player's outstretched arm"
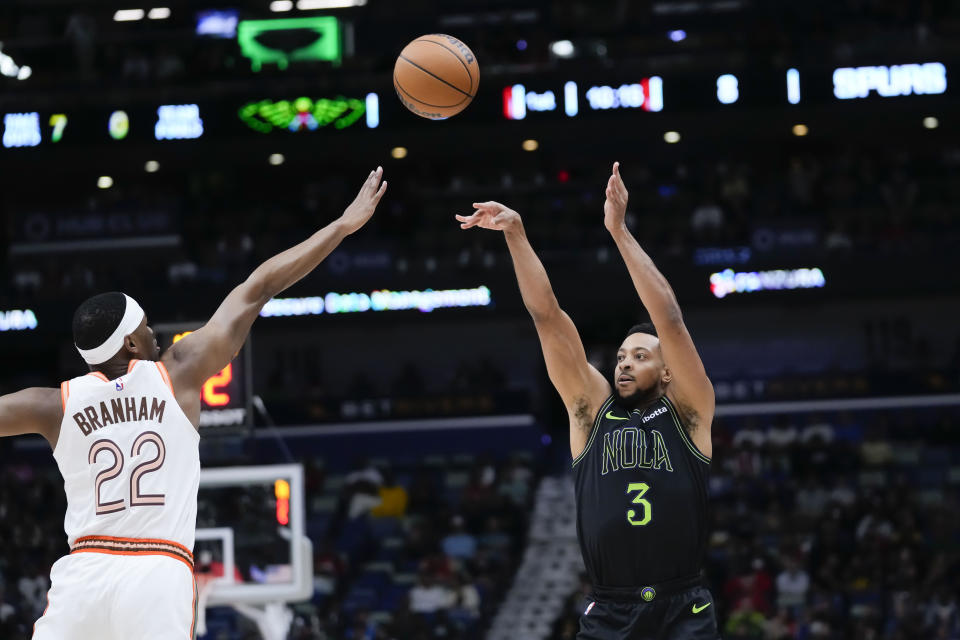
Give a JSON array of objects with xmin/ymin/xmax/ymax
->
[
  {"xmin": 165, "ymin": 167, "xmax": 387, "ymax": 389},
  {"xmin": 456, "ymin": 202, "xmax": 610, "ymax": 458},
  {"xmin": 603, "ymin": 162, "xmax": 714, "ymax": 450},
  {"xmin": 0, "ymin": 387, "xmax": 63, "ymax": 445}
]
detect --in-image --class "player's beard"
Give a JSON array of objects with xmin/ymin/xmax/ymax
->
[{"xmin": 613, "ymin": 380, "xmax": 660, "ymax": 411}]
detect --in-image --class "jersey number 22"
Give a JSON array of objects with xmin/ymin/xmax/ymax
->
[{"xmin": 88, "ymin": 432, "xmax": 166, "ymax": 515}]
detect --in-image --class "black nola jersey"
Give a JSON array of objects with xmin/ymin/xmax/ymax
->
[{"xmin": 572, "ymin": 394, "xmax": 711, "ymax": 587}]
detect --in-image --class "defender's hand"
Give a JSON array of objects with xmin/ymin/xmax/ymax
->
[
  {"xmin": 455, "ymin": 201, "xmax": 522, "ymax": 232},
  {"xmin": 339, "ymin": 167, "xmax": 387, "ymax": 235},
  {"xmin": 603, "ymin": 161, "xmax": 629, "ymax": 233}
]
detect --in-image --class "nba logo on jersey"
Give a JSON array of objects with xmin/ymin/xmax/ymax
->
[{"xmin": 115, "ymin": 379, "xmax": 124, "ymax": 391}]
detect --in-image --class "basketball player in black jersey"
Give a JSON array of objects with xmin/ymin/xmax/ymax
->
[{"xmin": 456, "ymin": 162, "xmax": 719, "ymax": 639}]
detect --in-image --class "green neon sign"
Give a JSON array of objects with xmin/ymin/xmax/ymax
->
[
  {"xmin": 237, "ymin": 17, "xmax": 341, "ymax": 72},
  {"xmin": 239, "ymin": 97, "xmax": 365, "ymax": 132}
]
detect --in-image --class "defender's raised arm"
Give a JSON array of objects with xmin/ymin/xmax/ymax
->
[{"xmin": 164, "ymin": 168, "xmax": 387, "ymax": 403}]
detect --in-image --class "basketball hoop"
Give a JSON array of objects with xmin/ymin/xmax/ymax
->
[{"xmin": 195, "ymin": 572, "xmax": 219, "ymax": 637}]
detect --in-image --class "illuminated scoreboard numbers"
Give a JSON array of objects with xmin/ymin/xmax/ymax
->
[
  {"xmin": 2, "ymin": 112, "xmax": 41, "ymax": 148},
  {"xmin": 49, "ymin": 114, "xmax": 68, "ymax": 142},
  {"xmin": 584, "ymin": 78, "xmax": 662, "ymax": 112},
  {"xmin": 155, "ymin": 104, "xmax": 204, "ymax": 140},
  {"xmin": 166, "ymin": 328, "xmax": 251, "ymax": 430},
  {"xmin": 274, "ymin": 479, "xmax": 290, "ymax": 525},
  {"xmin": 716, "ymin": 74, "xmax": 739, "ymax": 105}
]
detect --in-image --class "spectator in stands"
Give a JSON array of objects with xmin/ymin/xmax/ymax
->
[
  {"xmin": 775, "ymin": 556, "xmax": 809, "ymax": 615},
  {"xmin": 342, "ymin": 458, "xmax": 384, "ymax": 519},
  {"xmin": 409, "ymin": 571, "xmax": 454, "ymax": 614},
  {"xmin": 441, "ymin": 515, "xmax": 477, "ymax": 561},
  {"xmin": 370, "ymin": 467, "xmax": 408, "ymax": 518},
  {"xmin": 449, "ymin": 572, "xmax": 481, "ymax": 622},
  {"xmin": 761, "ymin": 609, "xmax": 794, "ymax": 640},
  {"xmin": 313, "ymin": 537, "xmax": 347, "ymax": 597},
  {"xmin": 795, "ymin": 474, "xmax": 830, "ymax": 524},
  {"xmin": 16, "ymin": 563, "xmax": 47, "ymax": 620},
  {"xmin": 461, "ymin": 462, "xmax": 500, "ymax": 525},
  {"xmin": 860, "ymin": 425, "xmax": 893, "ymax": 467},
  {"xmin": 724, "ymin": 597, "xmax": 766, "ymax": 639},
  {"xmin": 0, "ymin": 587, "xmax": 16, "ymax": 626},
  {"xmin": 924, "ymin": 587, "xmax": 959, "ymax": 638},
  {"xmin": 855, "ymin": 495, "xmax": 894, "ymax": 542},
  {"xmin": 478, "ymin": 516, "xmax": 512, "ymax": 565},
  {"xmin": 345, "ymin": 610, "xmax": 379, "ymax": 640},
  {"xmin": 724, "ymin": 557, "xmax": 774, "ymax": 616},
  {"xmin": 497, "ymin": 458, "xmax": 532, "ymax": 507}
]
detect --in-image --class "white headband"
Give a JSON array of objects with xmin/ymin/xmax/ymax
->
[{"xmin": 76, "ymin": 294, "xmax": 145, "ymax": 365}]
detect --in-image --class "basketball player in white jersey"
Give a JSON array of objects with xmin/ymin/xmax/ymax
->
[{"xmin": 0, "ymin": 167, "xmax": 387, "ymax": 639}]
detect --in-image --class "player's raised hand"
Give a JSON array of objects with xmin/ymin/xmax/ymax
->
[
  {"xmin": 339, "ymin": 167, "xmax": 387, "ymax": 234},
  {"xmin": 603, "ymin": 161, "xmax": 629, "ymax": 233},
  {"xmin": 455, "ymin": 201, "xmax": 522, "ymax": 232}
]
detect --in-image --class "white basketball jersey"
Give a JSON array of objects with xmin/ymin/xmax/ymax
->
[{"xmin": 55, "ymin": 359, "xmax": 200, "ymax": 550}]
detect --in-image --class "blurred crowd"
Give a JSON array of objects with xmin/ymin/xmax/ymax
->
[{"xmin": 7, "ymin": 146, "xmax": 959, "ymax": 308}]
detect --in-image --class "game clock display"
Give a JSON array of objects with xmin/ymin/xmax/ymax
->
[{"xmin": 154, "ymin": 323, "xmax": 252, "ymax": 432}]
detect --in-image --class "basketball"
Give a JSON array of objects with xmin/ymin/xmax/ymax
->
[{"xmin": 393, "ymin": 34, "xmax": 479, "ymax": 120}]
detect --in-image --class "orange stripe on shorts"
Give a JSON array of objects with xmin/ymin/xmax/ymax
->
[{"xmin": 71, "ymin": 535, "xmax": 194, "ymax": 572}]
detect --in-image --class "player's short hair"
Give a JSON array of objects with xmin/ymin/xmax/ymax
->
[
  {"xmin": 625, "ymin": 323, "xmax": 658, "ymax": 340},
  {"xmin": 72, "ymin": 292, "xmax": 128, "ymax": 349}
]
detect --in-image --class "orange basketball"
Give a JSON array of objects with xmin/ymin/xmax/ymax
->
[{"xmin": 393, "ymin": 34, "xmax": 479, "ymax": 120}]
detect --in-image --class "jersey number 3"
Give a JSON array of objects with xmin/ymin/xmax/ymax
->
[
  {"xmin": 88, "ymin": 432, "xmax": 166, "ymax": 515},
  {"xmin": 626, "ymin": 482, "xmax": 652, "ymax": 526}
]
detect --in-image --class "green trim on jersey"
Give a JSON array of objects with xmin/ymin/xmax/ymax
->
[
  {"xmin": 572, "ymin": 395, "xmax": 615, "ymax": 468},
  {"xmin": 662, "ymin": 396, "xmax": 711, "ymax": 464}
]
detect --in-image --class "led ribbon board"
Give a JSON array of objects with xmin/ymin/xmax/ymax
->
[
  {"xmin": 260, "ymin": 286, "xmax": 492, "ymax": 317},
  {"xmin": 710, "ymin": 268, "xmax": 825, "ymax": 299},
  {"xmin": 239, "ymin": 96, "xmax": 366, "ymax": 132},
  {"xmin": 237, "ymin": 17, "xmax": 341, "ymax": 71},
  {"xmin": 0, "ymin": 309, "xmax": 37, "ymax": 331},
  {"xmin": 833, "ymin": 62, "xmax": 946, "ymax": 99}
]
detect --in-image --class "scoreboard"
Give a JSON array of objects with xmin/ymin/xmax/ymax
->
[
  {"xmin": 0, "ymin": 59, "xmax": 952, "ymax": 150},
  {"xmin": 154, "ymin": 323, "xmax": 252, "ymax": 433}
]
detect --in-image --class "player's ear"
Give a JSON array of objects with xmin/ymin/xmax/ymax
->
[{"xmin": 661, "ymin": 366, "xmax": 673, "ymax": 385}]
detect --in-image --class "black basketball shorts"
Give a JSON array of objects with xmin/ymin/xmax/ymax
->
[{"xmin": 576, "ymin": 576, "xmax": 720, "ymax": 640}]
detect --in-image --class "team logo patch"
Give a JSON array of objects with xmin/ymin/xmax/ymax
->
[
  {"xmin": 641, "ymin": 587, "xmax": 656, "ymax": 602},
  {"xmin": 584, "ymin": 601, "xmax": 596, "ymax": 615}
]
